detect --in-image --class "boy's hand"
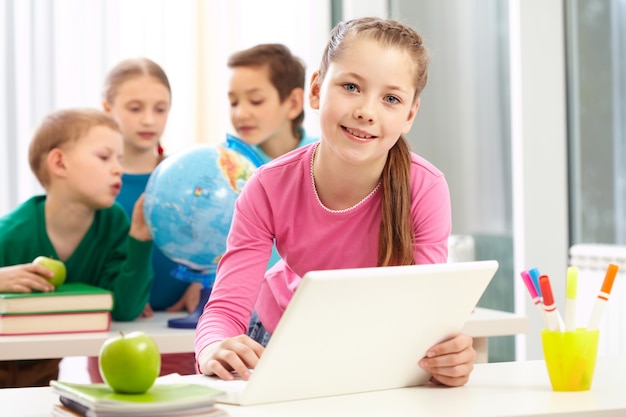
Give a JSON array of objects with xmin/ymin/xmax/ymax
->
[
  {"xmin": 0, "ymin": 264, "xmax": 56, "ymax": 293},
  {"xmin": 129, "ymin": 194, "xmax": 152, "ymax": 241},
  {"xmin": 166, "ymin": 282, "xmax": 203, "ymax": 313},
  {"xmin": 419, "ymin": 333, "xmax": 476, "ymax": 387}
]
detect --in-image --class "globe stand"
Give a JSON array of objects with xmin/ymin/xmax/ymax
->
[
  {"xmin": 167, "ymin": 266, "xmax": 216, "ymax": 329},
  {"xmin": 167, "ymin": 286, "xmax": 212, "ymax": 329},
  {"xmin": 225, "ymin": 134, "xmax": 264, "ymax": 167}
]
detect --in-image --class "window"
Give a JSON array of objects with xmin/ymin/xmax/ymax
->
[{"xmin": 566, "ymin": 0, "xmax": 626, "ymax": 245}]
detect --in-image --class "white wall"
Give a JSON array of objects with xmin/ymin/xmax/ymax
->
[
  {"xmin": 510, "ymin": 0, "xmax": 569, "ymax": 360},
  {"xmin": 341, "ymin": 0, "xmax": 387, "ymax": 19}
]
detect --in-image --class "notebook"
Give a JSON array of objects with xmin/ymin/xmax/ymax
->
[
  {"xmin": 50, "ymin": 380, "xmax": 225, "ymax": 416},
  {"xmin": 189, "ymin": 260, "xmax": 498, "ymax": 405}
]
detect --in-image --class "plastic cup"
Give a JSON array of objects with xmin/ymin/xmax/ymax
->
[{"xmin": 541, "ymin": 328, "xmax": 599, "ymax": 391}]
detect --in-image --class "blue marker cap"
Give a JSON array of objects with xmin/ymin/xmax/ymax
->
[{"xmin": 528, "ymin": 267, "xmax": 542, "ymax": 297}]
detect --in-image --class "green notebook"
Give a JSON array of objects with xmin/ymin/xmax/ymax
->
[
  {"xmin": 50, "ymin": 380, "xmax": 225, "ymax": 416},
  {"xmin": 0, "ymin": 283, "xmax": 113, "ymax": 314}
]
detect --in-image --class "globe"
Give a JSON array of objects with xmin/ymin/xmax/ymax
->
[{"xmin": 143, "ymin": 144, "xmax": 256, "ymax": 328}]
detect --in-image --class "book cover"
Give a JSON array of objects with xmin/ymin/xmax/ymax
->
[
  {"xmin": 0, "ymin": 311, "xmax": 111, "ymax": 335},
  {"xmin": 53, "ymin": 401, "xmax": 227, "ymax": 417},
  {"xmin": 50, "ymin": 380, "xmax": 225, "ymax": 416},
  {"xmin": 0, "ymin": 283, "xmax": 113, "ymax": 314}
]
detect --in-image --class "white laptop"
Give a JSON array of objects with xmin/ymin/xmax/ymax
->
[{"xmin": 185, "ymin": 260, "xmax": 498, "ymax": 405}]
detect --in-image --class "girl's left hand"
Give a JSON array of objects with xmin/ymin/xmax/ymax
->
[
  {"xmin": 167, "ymin": 282, "xmax": 203, "ymax": 313},
  {"xmin": 141, "ymin": 303, "xmax": 154, "ymax": 318},
  {"xmin": 418, "ymin": 333, "xmax": 475, "ymax": 387}
]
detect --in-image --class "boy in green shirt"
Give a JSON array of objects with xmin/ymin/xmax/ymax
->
[{"xmin": 0, "ymin": 108, "xmax": 154, "ymax": 388}]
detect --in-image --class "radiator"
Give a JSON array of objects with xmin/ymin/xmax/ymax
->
[
  {"xmin": 447, "ymin": 235, "xmax": 475, "ymax": 263},
  {"xmin": 569, "ymin": 244, "xmax": 626, "ymax": 356}
]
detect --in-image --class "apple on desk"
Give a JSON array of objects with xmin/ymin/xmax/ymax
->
[
  {"xmin": 32, "ymin": 256, "xmax": 66, "ymax": 288},
  {"xmin": 99, "ymin": 331, "xmax": 162, "ymax": 394}
]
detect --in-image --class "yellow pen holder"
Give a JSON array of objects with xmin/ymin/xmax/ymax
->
[{"xmin": 541, "ymin": 328, "xmax": 599, "ymax": 391}]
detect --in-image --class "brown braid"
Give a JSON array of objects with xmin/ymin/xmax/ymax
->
[{"xmin": 378, "ymin": 137, "xmax": 415, "ymax": 266}]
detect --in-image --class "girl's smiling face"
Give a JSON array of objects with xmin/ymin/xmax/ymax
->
[{"xmin": 310, "ymin": 37, "xmax": 420, "ymax": 168}]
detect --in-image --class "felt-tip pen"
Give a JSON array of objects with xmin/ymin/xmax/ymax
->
[
  {"xmin": 520, "ymin": 270, "xmax": 548, "ymax": 327},
  {"xmin": 587, "ymin": 263, "xmax": 619, "ymax": 331},
  {"xmin": 528, "ymin": 267, "xmax": 542, "ymax": 299},
  {"xmin": 565, "ymin": 266, "xmax": 578, "ymax": 332},
  {"xmin": 539, "ymin": 274, "xmax": 564, "ymax": 332}
]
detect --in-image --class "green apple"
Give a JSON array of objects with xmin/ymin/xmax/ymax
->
[
  {"xmin": 32, "ymin": 256, "xmax": 66, "ymax": 288},
  {"xmin": 98, "ymin": 331, "xmax": 161, "ymax": 394}
]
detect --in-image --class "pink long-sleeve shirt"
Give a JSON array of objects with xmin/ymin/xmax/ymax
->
[{"xmin": 195, "ymin": 143, "xmax": 451, "ymax": 356}]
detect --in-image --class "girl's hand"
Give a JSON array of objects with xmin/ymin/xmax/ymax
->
[
  {"xmin": 197, "ymin": 335, "xmax": 265, "ymax": 381},
  {"xmin": 141, "ymin": 303, "xmax": 154, "ymax": 318},
  {"xmin": 166, "ymin": 282, "xmax": 203, "ymax": 313},
  {"xmin": 129, "ymin": 194, "xmax": 152, "ymax": 242},
  {"xmin": 418, "ymin": 333, "xmax": 476, "ymax": 387},
  {"xmin": 0, "ymin": 264, "xmax": 56, "ymax": 293}
]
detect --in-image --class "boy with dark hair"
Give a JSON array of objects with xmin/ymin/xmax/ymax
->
[{"xmin": 226, "ymin": 43, "xmax": 317, "ymax": 166}]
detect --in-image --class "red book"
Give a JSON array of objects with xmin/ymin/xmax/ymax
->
[{"xmin": 0, "ymin": 311, "xmax": 111, "ymax": 335}]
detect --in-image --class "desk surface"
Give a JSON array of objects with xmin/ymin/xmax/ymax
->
[
  {"xmin": 464, "ymin": 306, "xmax": 528, "ymax": 337},
  {"xmin": 0, "ymin": 308, "xmax": 527, "ymax": 361},
  {"xmin": 4, "ymin": 358, "xmax": 625, "ymax": 417},
  {"xmin": 0, "ymin": 312, "xmax": 195, "ymax": 360}
]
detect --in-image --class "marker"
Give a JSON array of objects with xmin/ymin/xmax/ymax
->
[
  {"xmin": 539, "ymin": 275, "xmax": 564, "ymax": 332},
  {"xmin": 528, "ymin": 268, "xmax": 542, "ymax": 299},
  {"xmin": 520, "ymin": 270, "xmax": 548, "ymax": 327},
  {"xmin": 565, "ymin": 266, "xmax": 578, "ymax": 331},
  {"xmin": 532, "ymin": 268, "xmax": 565, "ymax": 330},
  {"xmin": 587, "ymin": 263, "xmax": 620, "ymax": 331}
]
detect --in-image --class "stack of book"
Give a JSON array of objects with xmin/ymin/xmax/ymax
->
[
  {"xmin": 50, "ymin": 380, "xmax": 227, "ymax": 417},
  {"xmin": 0, "ymin": 283, "xmax": 113, "ymax": 335}
]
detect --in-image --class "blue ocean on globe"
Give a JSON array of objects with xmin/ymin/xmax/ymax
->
[{"xmin": 143, "ymin": 144, "xmax": 256, "ymax": 286}]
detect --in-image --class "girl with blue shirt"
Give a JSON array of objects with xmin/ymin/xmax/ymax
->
[{"xmin": 87, "ymin": 58, "xmax": 198, "ymax": 380}]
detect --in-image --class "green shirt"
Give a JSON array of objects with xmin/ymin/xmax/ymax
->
[{"xmin": 0, "ymin": 195, "xmax": 153, "ymax": 321}]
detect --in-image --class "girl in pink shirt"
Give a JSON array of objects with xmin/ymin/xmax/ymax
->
[{"xmin": 196, "ymin": 17, "xmax": 475, "ymax": 387}]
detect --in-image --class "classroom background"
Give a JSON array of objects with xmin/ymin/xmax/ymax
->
[{"xmin": 1, "ymin": 0, "xmax": 624, "ymax": 362}]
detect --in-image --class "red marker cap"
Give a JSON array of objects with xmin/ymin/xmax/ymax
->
[{"xmin": 539, "ymin": 275, "xmax": 555, "ymax": 309}]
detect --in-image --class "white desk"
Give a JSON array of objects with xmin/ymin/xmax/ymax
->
[
  {"xmin": 0, "ymin": 308, "xmax": 527, "ymax": 362},
  {"xmin": 0, "ymin": 312, "xmax": 195, "ymax": 360},
  {"xmin": 4, "ymin": 357, "xmax": 626, "ymax": 417},
  {"xmin": 464, "ymin": 307, "xmax": 528, "ymax": 363}
]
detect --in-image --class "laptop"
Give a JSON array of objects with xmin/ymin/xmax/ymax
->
[{"xmin": 186, "ymin": 260, "xmax": 498, "ymax": 405}]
